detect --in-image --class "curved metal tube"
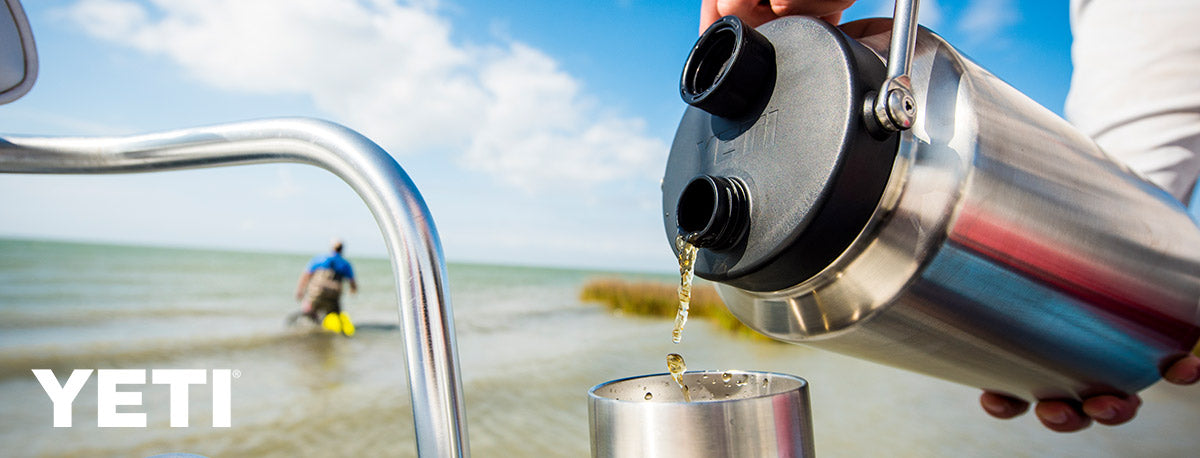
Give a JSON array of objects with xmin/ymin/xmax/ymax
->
[{"xmin": 0, "ymin": 117, "xmax": 469, "ymax": 457}]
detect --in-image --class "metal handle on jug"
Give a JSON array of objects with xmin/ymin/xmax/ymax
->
[{"xmin": 871, "ymin": 0, "xmax": 920, "ymax": 131}]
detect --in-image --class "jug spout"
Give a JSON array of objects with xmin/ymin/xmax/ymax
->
[{"xmin": 675, "ymin": 174, "xmax": 750, "ymax": 249}]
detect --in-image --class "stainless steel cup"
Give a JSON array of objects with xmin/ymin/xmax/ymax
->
[{"xmin": 588, "ymin": 371, "xmax": 815, "ymax": 458}]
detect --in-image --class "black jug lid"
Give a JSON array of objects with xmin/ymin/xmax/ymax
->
[{"xmin": 663, "ymin": 16, "xmax": 899, "ymax": 292}]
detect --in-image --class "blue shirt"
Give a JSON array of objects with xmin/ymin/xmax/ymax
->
[{"xmin": 306, "ymin": 252, "xmax": 355, "ymax": 281}]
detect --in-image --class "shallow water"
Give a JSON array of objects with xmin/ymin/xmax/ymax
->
[{"xmin": 0, "ymin": 238, "xmax": 1197, "ymax": 457}]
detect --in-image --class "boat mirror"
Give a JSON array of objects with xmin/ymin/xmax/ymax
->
[{"xmin": 0, "ymin": 0, "xmax": 36, "ymax": 105}]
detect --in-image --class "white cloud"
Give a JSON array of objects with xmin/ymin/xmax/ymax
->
[
  {"xmin": 956, "ymin": 0, "xmax": 1019, "ymax": 44},
  {"xmin": 63, "ymin": 0, "xmax": 667, "ymax": 192},
  {"xmin": 264, "ymin": 166, "xmax": 303, "ymax": 199},
  {"xmin": 465, "ymin": 43, "xmax": 663, "ymax": 190}
]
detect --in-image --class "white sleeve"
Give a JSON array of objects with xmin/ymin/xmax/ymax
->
[{"xmin": 1066, "ymin": 0, "xmax": 1200, "ymax": 203}]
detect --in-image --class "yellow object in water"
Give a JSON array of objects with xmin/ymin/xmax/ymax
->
[{"xmin": 321, "ymin": 312, "xmax": 355, "ymax": 336}]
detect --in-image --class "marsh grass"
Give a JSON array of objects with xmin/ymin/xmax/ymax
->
[{"xmin": 580, "ymin": 277, "xmax": 772, "ymax": 341}]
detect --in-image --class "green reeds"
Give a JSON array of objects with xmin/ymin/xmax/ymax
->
[{"xmin": 580, "ymin": 277, "xmax": 772, "ymax": 341}]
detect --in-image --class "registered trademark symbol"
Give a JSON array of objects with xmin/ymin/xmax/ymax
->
[{"xmin": 232, "ymin": 370, "xmax": 242, "ymax": 379}]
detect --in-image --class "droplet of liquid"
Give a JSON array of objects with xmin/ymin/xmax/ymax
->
[
  {"xmin": 666, "ymin": 353, "xmax": 692, "ymax": 402},
  {"xmin": 721, "ymin": 372, "xmax": 733, "ymax": 383},
  {"xmin": 673, "ymin": 235, "xmax": 698, "ymax": 344},
  {"xmin": 644, "ymin": 392, "xmax": 653, "ymax": 401}
]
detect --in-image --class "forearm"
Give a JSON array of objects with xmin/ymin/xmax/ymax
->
[{"xmin": 295, "ymin": 273, "xmax": 311, "ymax": 299}]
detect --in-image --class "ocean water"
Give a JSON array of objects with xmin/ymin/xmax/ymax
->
[{"xmin": 0, "ymin": 238, "xmax": 1197, "ymax": 457}]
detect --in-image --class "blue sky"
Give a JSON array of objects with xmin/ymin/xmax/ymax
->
[{"xmin": 0, "ymin": 0, "xmax": 1072, "ymax": 272}]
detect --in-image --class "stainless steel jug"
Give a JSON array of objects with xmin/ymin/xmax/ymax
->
[{"xmin": 662, "ymin": 4, "xmax": 1200, "ymax": 401}]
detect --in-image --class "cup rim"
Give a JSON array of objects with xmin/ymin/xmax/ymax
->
[{"xmin": 588, "ymin": 369, "xmax": 807, "ymax": 404}]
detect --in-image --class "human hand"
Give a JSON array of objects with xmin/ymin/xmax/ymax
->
[
  {"xmin": 979, "ymin": 354, "xmax": 1200, "ymax": 432},
  {"xmin": 700, "ymin": 0, "xmax": 858, "ymax": 32}
]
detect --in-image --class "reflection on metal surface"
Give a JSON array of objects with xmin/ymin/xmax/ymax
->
[
  {"xmin": 717, "ymin": 28, "xmax": 1200, "ymax": 401},
  {"xmin": 0, "ymin": 118, "xmax": 469, "ymax": 457}
]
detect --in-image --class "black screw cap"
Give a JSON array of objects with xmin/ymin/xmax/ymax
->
[{"xmin": 680, "ymin": 16, "xmax": 776, "ymax": 119}]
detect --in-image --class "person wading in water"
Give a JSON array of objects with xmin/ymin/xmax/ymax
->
[{"xmin": 292, "ymin": 238, "xmax": 358, "ymax": 332}]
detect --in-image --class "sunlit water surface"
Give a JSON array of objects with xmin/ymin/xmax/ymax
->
[{"xmin": 1, "ymin": 239, "xmax": 1196, "ymax": 457}]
